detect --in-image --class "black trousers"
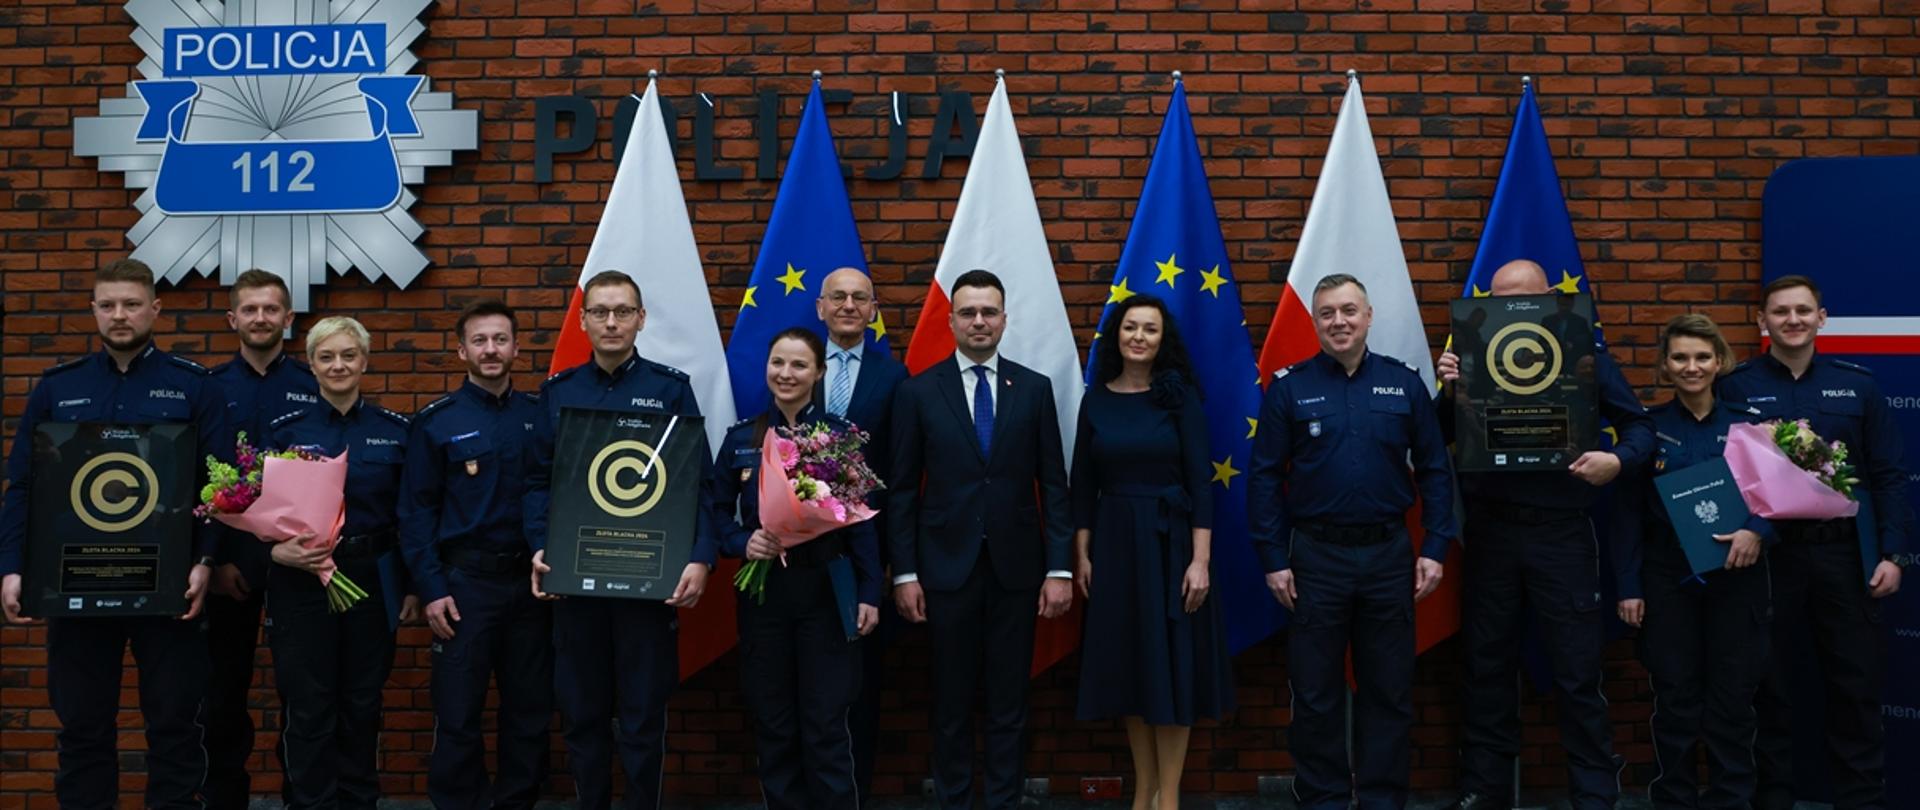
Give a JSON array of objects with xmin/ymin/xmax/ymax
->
[
  {"xmin": 1754, "ymin": 529, "xmax": 1888, "ymax": 810},
  {"xmin": 202, "ymin": 589, "xmax": 265, "ymax": 810},
  {"xmin": 739, "ymin": 560, "xmax": 861, "ymax": 810},
  {"xmin": 1458, "ymin": 502, "xmax": 1618, "ymax": 810},
  {"xmin": 47, "ymin": 615, "xmax": 210, "ymax": 810},
  {"xmin": 923, "ymin": 559, "xmax": 1039, "ymax": 810},
  {"xmin": 552, "ymin": 596, "xmax": 678, "ymax": 810},
  {"xmin": 429, "ymin": 566, "xmax": 554, "ymax": 810},
  {"xmin": 1286, "ymin": 529, "xmax": 1415, "ymax": 810},
  {"xmin": 850, "ymin": 594, "xmax": 895, "ymax": 798},
  {"xmin": 266, "ymin": 555, "xmax": 395, "ymax": 810},
  {"xmin": 1637, "ymin": 543, "xmax": 1772, "ymax": 809}
]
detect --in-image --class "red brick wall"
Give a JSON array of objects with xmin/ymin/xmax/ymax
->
[{"xmin": 4, "ymin": 0, "xmax": 1917, "ymax": 803}]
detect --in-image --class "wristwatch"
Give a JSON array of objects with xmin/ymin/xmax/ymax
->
[{"xmin": 195, "ymin": 555, "xmax": 217, "ymax": 568}]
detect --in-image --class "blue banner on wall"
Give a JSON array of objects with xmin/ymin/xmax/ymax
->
[
  {"xmin": 133, "ymin": 74, "xmax": 420, "ymax": 215},
  {"xmin": 1761, "ymin": 155, "xmax": 1920, "ymax": 805}
]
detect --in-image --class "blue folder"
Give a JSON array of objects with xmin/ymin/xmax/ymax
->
[{"xmin": 1654, "ymin": 457, "xmax": 1753, "ymax": 578}]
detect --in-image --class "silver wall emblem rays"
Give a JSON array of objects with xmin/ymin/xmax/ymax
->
[{"xmin": 74, "ymin": 0, "xmax": 477, "ymax": 311}]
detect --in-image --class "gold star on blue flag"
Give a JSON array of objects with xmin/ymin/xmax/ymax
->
[
  {"xmin": 723, "ymin": 80, "xmax": 885, "ymax": 418},
  {"xmin": 1083, "ymin": 79, "xmax": 1278, "ymax": 653}
]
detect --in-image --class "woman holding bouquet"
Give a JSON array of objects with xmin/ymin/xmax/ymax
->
[
  {"xmin": 711, "ymin": 327, "xmax": 882, "ymax": 809},
  {"xmin": 1071, "ymin": 296, "xmax": 1233, "ymax": 810},
  {"xmin": 1612, "ymin": 313, "xmax": 1775, "ymax": 809},
  {"xmin": 265, "ymin": 315, "xmax": 420, "ymax": 810}
]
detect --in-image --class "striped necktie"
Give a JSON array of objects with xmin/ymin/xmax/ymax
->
[{"xmin": 828, "ymin": 350, "xmax": 855, "ymax": 416}]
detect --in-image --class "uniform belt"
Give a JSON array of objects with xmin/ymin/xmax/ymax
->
[
  {"xmin": 780, "ymin": 534, "xmax": 848, "ymax": 568},
  {"xmin": 1784, "ymin": 517, "xmax": 1857, "ymax": 545},
  {"xmin": 1468, "ymin": 499, "xmax": 1587, "ymax": 525},
  {"xmin": 442, "ymin": 546, "xmax": 531, "ymax": 576},
  {"xmin": 335, "ymin": 530, "xmax": 396, "ymax": 559},
  {"xmin": 1297, "ymin": 521, "xmax": 1397, "ymax": 547}
]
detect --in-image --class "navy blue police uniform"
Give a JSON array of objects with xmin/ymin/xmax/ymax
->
[
  {"xmin": 267, "ymin": 398, "xmax": 411, "ymax": 810},
  {"xmin": 524, "ymin": 351, "xmax": 719, "ymax": 810},
  {"xmin": 815, "ymin": 341, "xmax": 909, "ymax": 798},
  {"xmin": 0, "ymin": 345, "xmax": 225, "ymax": 810},
  {"xmin": 1248, "ymin": 351, "xmax": 1456, "ymax": 810},
  {"xmin": 399, "ymin": 380, "xmax": 552, "ymax": 810},
  {"xmin": 712, "ymin": 403, "xmax": 883, "ymax": 810},
  {"xmin": 1444, "ymin": 344, "xmax": 1653, "ymax": 810},
  {"xmin": 1718, "ymin": 353, "xmax": 1912, "ymax": 810},
  {"xmin": 1613, "ymin": 398, "xmax": 1776, "ymax": 808},
  {"xmin": 202, "ymin": 350, "xmax": 317, "ymax": 810}
]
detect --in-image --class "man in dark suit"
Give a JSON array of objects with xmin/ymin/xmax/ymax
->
[
  {"xmin": 889, "ymin": 268, "xmax": 1074, "ymax": 810},
  {"xmin": 814, "ymin": 266, "xmax": 910, "ymax": 799}
]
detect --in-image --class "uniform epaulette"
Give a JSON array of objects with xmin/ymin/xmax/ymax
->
[
  {"xmin": 166, "ymin": 354, "xmax": 210, "ymax": 374},
  {"xmin": 1275, "ymin": 360, "xmax": 1308, "ymax": 381},
  {"xmin": 1829, "ymin": 358, "xmax": 1875, "ymax": 375},
  {"xmin": 644, "ymin": 359, "xmax": 690, "ymax": 381},
  {"xmin": 1725, "ymin": 360, "xmax": 1756, "ymax": 376},
  {"xmin": 729, "ymin": 416, "xmax": 759, "ymax": 430},
  {"xmin": 412, "ymin": 395, "xmax": 455, "ymax": 423},
  {"xmin": 1372, "ymin": 352, "xmax": 1421, "ymax": 375},
  {"xmin": 371, "ymin": 406, "xmax": 410, "ymax": 427},
  {"xmin": 543, "ymin": 365, "xmax": 580, "ymax": 387},
  {"xmin": 270, "ymin": 409, "xmax": 307, "ymax": 428},
  {"xmin": 43, "ymin": 356, "xmax": 89, "ymax": 377}
]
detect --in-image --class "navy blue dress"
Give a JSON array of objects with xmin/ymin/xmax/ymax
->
[{"xmin": 1070, "ymin": 381, "xmax": 1234, "ymax": 725}]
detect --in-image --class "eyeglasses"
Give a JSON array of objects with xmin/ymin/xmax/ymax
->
[
  {"xmin": 825, "ymin": 291, "xmax": 873, "ymax": 305},
  {"xmin": 584, "ymin": 306, "xmax": 640, "ymax": 323}
]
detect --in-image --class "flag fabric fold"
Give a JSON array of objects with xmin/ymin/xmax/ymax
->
[
  {"xmin": 1256, "ymin": 75, "xmax": 1459, "ymax": 654},
  {"xmin": 1089, "ymin": 80, "xmax": 1278, "ymax": 654},
  {"xmin": 558, "ymin": 77, "xmax": 738, "ymax": 678},
  {"xmin": 725, "ymin": 80, "xmax": 886, "ymax": 421},
  {"xmin": 903, "ymin": 77, "xmax": 1085, "ymax": 675}
]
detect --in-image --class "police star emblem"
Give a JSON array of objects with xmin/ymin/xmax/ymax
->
[
  {"xmin": 73, "ymin": 0, "xmax": 478, "ymax": 312},
  {"xmin": 1693, "ymin": 499, "xmax": 1720, "ymax": 525}
]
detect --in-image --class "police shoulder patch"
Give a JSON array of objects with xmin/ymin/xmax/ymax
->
[
  {"xmin": 644, "ymin": 359, "xmax": 690, "ymax": 381},
  {"xmin": 413, "ymin": 395, "xmax": 455, "ymax": 423},
  {"xmin": 43, "ymin": 356, "xmax": 89, "ymax": 378},
  {"xmin": 166, "ymin": 354, "xmax": 210, "ymax": 374},
  {"xmin": 543, "ymin": 365, "xmax": 581, "ymax": 388},
  {"xmin": 371, "ymin": 406, "xmax": 410, "ymax": 427},
  {"xmin": 1830, "ymin": 358, "xmax": 1875, "ymax": 375}
]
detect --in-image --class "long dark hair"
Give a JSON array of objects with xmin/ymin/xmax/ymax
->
[{"xmin": 1093, "ymin": 295, "xmax": 1197, "ymax": 392}]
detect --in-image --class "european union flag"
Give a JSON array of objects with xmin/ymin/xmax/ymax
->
[
  {"xmin": 725, "ymin": 80, "xmax": 887, "ymax": 418},
  {"xmin": 1087, "ymin": 80, "xmax": 1280, "ymax": 653},
  {"xmin": 1462, "ymin": 81, "xmax": 1596, "ymax": 321}
]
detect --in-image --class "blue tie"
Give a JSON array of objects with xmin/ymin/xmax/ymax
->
[
  {"xmin": 828, "ymin": 351, "xmax": 854, "ymax": 416},
  {"xmin": 971, "ymin": 364, "xmax": 994, "ymax": 456}
]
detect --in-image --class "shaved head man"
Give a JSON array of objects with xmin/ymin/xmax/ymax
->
[{"xmin": 1434, "ymin": 257, "xmax": 1656, "ymax": 810}]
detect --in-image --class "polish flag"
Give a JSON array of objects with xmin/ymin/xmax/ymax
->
[
  {"xmin": 1256, "ymin": 75, "xmax": 1460, "ymax": 653},
  {"xmin": 903, "ymin": 76, "xmax": 1085, "ymax": 674},
  {"xmin": 554, "ymin": 76, "xmax": 739, "ymax": 678}
]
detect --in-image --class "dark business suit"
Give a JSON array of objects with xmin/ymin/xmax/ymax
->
[
  {"xmin": 888, "ymin": 354, "xmax": 1071, "ymax": 810},
  {"xmin": 814, "ymin": 342, "xmax": 909, "ymax": 798}
]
